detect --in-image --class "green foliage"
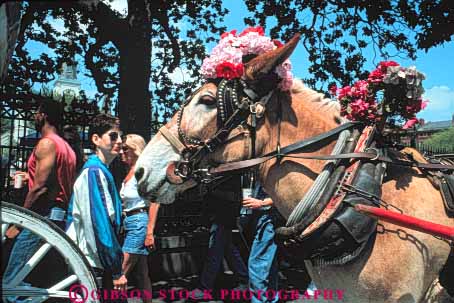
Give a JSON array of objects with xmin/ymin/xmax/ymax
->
[
  {"xmin": 3, "ymin": 0, "xmax": 453, "ymax": 136},
  {"xmin": 423, "ymin": 127, "xmax": 454, "ymax": 150},
  {"xmin": 244, "ymin": 0, "xmax": 454, "ymax": 91}
]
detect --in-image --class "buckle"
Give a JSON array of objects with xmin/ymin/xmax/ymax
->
[{"xmin": 365, "ymin": 147, "xmax": 380, "ymax": 161}]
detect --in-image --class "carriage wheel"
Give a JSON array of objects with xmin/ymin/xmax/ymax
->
[{"xmin": 1, "ymin": 201, "xmax": 99, "ymax": 303}]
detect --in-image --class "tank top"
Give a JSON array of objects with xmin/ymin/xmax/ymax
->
[
  {"xmin": 120, "ymin": 176, "xmax": 149, "ymax": 212},
  {"xmin": 27, "ymin": 132, "xmax": 77, "ymax": 208}
]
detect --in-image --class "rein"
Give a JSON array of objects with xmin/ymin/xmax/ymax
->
[{"xmin": 161, "ymin": 80, "xmax": 454, "ymax": 184}]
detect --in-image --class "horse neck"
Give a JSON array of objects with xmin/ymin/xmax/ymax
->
[{"xmin": 257, "ymin": 88, "xmax": 340, "ymax": 218}]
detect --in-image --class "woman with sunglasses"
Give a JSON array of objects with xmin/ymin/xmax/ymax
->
[
  {"xmin": 66, "ymin": 114, "xmax": 128, "ymax": 296},
  {"xmin": 120, "ymin": 134, "xmax": 159, "ymax": 302}
]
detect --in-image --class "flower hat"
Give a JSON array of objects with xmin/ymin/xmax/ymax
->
[{"xmin": 201, "ymin": 26, "xmax": 293, "ymax": 91}]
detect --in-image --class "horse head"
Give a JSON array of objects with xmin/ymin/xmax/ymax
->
[{"xmin": 134, "ymin": 34, "xmax": 301, "ymax": 204}]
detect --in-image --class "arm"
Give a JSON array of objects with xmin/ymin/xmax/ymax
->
[
  {"xmin": 23, "ymin": 138, "xmax": 56, "ymax": 210},
  {"xmin": 243, "ymin": 184, "xmax": 273, "ymax": 209},
  {"xmin": 87, "ymin": 168, "xmax": 125, "ymax": 280},
  {"xmin": 242, "ymin": 197, "xmax": 273, "ymax": 209},
  {"xmin": 144, "ymin": 202, "xmax": 160, "ymax": 249}
]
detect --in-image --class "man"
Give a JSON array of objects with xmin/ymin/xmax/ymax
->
[
  {"xmin": 241, "ymin": 183, "xmax": 279, "ymax": 303},
  {"xmin": 66, "ymin": 113, "xmax": 127, "ymax": 293},
  {"xmin": 3, "ymin": 100, "xmax": 77, "ymax": 299},
  {"xmin": 195, "ymin": 176, "xmax": 249, "ymax": 299}
]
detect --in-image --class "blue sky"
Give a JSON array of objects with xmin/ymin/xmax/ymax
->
[
  {"xmin": 24, "ymin": 0, "xmax": 454, "ymax": 123},
  {"xmin": 220, "ymin": 1, "xmax": 454, "ymax": 123}
]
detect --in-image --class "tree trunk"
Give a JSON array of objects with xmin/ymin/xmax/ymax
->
[{"xmin": 118, "ymin": 0, "xmax": 151, "ymax": 140}]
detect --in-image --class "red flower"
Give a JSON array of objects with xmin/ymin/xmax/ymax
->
[
  {"xmin": 239, "ymin": 26, "xmax": 265, "ymax": 37},
  {"xmin": 337, "ymin": 85, "xmax": 352, "ymax": 100},
  {"xmin": 402, "ymin": 117, "xmax": 419, "ymax": 129},
  {"xmin": 328, "ymin": 84, "xmax": 337, "ymax": 96},
  {"xmin": 221, "ymin": 30, "xmax": 237, "ymax": 39},
  {"xmin": 368, "ymin": 61, "xmax": 399, "ymax": 84},
  {"xmin": 215, "ymin": 62, "xmax": 244, "ymax": 79},
  {"xmin": 367, "ymin": 69, "xmax": 384, "ymax": 84},
  {"xmin": 272, "ymin": 39, "xmax": 283, "ymax": 48},
  {"xmin": 379, "ymin": 61, "xmax": 399, "ymax": 70}
]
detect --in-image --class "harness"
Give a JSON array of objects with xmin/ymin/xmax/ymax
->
[{"xmin": 160, "ymin": 80, "xmax": 454, "ymax": 268}]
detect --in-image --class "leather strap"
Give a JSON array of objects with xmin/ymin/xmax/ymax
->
[
  {"xmin": 209, "ymin": 122, "xmax": 360, "ymax": 174},
  {"xmin": 159, "ymin": 126, "xmax": 186, "ymax": 153},
  {"xmin": 208, "ymin": 120, "xmax": 454, "ymax": 175}
]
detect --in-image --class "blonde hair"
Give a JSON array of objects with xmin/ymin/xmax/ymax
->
[{"xmin": 124, "ymin": 134, "xmax": 146, "ymax": 157}]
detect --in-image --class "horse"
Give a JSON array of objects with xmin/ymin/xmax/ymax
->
[{"xmin": 134, "ymin": 35, "xmax": 453, "ymax": 302}]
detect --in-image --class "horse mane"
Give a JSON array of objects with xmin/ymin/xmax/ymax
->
[{"xmin": 290, "ymin": 79, "xmax": 342, "ymax": 123}]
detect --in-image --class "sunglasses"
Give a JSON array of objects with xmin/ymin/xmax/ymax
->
[{"xmin": 108, "ymin": 131, "xmax": 121, "ymax": 142}]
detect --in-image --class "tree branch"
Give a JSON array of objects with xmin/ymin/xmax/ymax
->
[
  {"xmin": 84, "ymin": 38, "xmax": 115, "ymax": 96},
  {"xmin": 155, "ymin": 9, "xmax": 181, "ymax": 73}
]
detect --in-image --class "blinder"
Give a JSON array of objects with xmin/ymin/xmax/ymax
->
[{"xmin": 166, "ymin": 78, "xmax": 267, "ymax": 183}]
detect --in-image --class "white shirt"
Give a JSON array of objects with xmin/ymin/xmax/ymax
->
[{"xmin": 120, "ymin": 176, "xmax": 149, "ymax": 212}]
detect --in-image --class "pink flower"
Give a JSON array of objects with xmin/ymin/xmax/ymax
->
[
  {"xmin": 379, "ymin": 61, "xmax": 399, "ymax": 71},
  {"xmin": 405, "ymin": 98, "xmax": 429, "ymax": 115},
  {"xmin": 368, "ymin": 69, "xmax": 384, "ymax": 84},
  {"xmin": 239, "ymin": 26, "xmax": 265, "ymax": 37},
  {"xmin": 368, "ymin": 61, "xmax": 400, "ymax": 85},
  {"xmin": 337, "ymin": 86, "xmax": 352, "ymax": 100},
  {"xmin": 402, "ymin": 117, "xmax": 419, "ymax": 129},
  {"xmin": 215, "ymin": 62, "xmax": 244, "ymax": 80},
  {"xmin": 200, "ymin": 27, "xmax": 294, "ymax": 90},
  {"xmin": 421, "ymin": 99, "xmax": 428, "ymax": 110},
  {"xmin": 221, "ymin": 30, "xmax": 237, "ymax": 39}
]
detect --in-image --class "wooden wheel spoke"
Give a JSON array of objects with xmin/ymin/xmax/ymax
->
[{"xmin": 8, "ymin": 243, "xmax": 52, "ymax": 288}]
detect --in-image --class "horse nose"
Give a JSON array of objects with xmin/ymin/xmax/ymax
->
[{"xmin": 135, "ymin": 167, "xmax": 145, "ymax": 182}]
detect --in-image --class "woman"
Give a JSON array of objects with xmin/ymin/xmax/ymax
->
[{"xmin": 120, "ymin": 134, "xmax": 159, "ymax": 302}]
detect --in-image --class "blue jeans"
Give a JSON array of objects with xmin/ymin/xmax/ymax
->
[
  {"xmin": 200, "ymin": 222, "xmax": 248, "ymax": 290},
  {"xmin": 3, "ymin": 207, "xmax": 66, "ymax": 303},
  {"xmin": 247, "ymin": 210, "xmax": 279, "ymax": 303}
]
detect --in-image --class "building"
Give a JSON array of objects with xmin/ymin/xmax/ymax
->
[
  {"xmin": 52, "ymin": 62, "xmax": 81, "ymax": 99},
  {"xmin": 398, "ymin": 115, "xmax": 454, "ymax": 147}
]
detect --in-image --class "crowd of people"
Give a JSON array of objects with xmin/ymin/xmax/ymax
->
[{"xmin": 3, "ymin": 99, "xmax": 314, "ymax": 303}]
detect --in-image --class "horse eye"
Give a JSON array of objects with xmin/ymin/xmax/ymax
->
[{"xmin": 199, "ymin": 95, "xmax": 216, "ymax": 105}]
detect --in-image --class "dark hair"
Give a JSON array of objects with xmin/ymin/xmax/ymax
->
[
  {"xmin": 63, "ymin": 125, "xmax": 84, "ymax": 171},
  {"xmin": 88, "ymin": 113, "xmax": 120, "ymax": 149},
  {"xmin": 38, "ymin": 99, "xmax": 65, "ymax": 129}
]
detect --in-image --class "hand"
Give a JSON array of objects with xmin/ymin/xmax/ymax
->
[
  {"xmin": 145, "ymin": 233, "xmax": 156, "ymax": 252},
  {"xmin": 113, "ymin": 274, "xmax": 127, "ymax": 291},
  {"xmin": 242, "ymin": 197, "xmax": 264, "ymax": 209},
  {"xmin": 6, "ymin": 225, "xmax": 22, "ymax": 239},
  {"xmin": 14, "ymin": 171, "xmax": 29, "ymax": 183}
]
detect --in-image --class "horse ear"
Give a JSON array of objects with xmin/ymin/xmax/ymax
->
[{"xmin": 243, "ymin": 33, "xmax": 301, "ymax": 81}]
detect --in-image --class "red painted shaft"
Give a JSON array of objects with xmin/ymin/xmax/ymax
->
[{"xmin": 355, "ymin": 204, "xmax": 454, "ymax": 241}]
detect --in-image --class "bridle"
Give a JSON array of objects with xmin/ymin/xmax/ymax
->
[
  {"xmin": 159, "ymin": 77, "xmax": 454, "ymax": 186},
  {"xmin": 160, "ymin": 78, "xmax": 270, "ymax": 184}
]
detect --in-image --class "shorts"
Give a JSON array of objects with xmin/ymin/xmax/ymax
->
[{"xmin": 122, "ymin": 212, "xmax": 149, "ymax": 255}]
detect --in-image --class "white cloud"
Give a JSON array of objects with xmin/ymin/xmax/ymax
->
[
  {"xmin": 420, "ymin": 86, "xmax": 454, "ymax": 121},
  {"xmin": 168, "ymin": 67, "xmax": 193, "ymax": 84},
  {"xmin": 102, "ymin": 0, "xmax": 128, "ymax": 17}
]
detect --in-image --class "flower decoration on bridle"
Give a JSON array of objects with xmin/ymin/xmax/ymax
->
[
  {"xmin": 334, "ymin": 61, "xmax": 428, "ymax": 129},
  {"xmin": 201, "ymin": 26, "xmax": 293, "ymax": 91}
]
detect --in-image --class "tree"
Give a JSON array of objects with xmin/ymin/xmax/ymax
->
[
  {"xmin": 243, "ymin": 0, "xmax": 454, "ymax": 90},
  {"xmin": 3, "ymin": 0, "xmax": 227, "ymax": 139},
  {"xmin": 423, "ymin": 127, "xmax": 454, "ymax": 151},
  {"xmin": 3, "ymin": 1, "xmax": 453, "ymax": 138}
]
